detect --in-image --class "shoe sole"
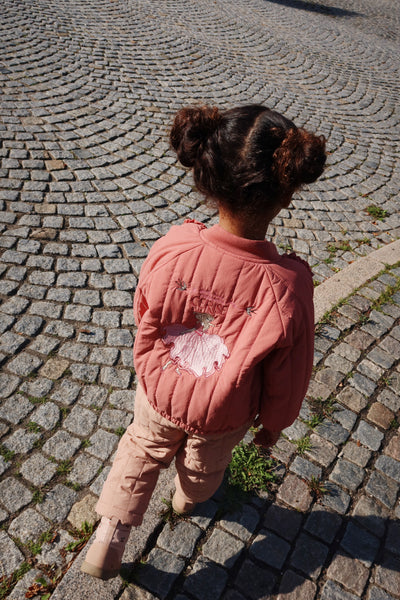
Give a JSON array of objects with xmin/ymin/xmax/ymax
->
[{"xmin": 81, "ymin": 560, "xmax": 120, "ymax": 580}]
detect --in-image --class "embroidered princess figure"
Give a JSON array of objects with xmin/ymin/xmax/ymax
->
[{"xmin": 162, "ymin": 312, "xmax": 229, "ymax": 377}]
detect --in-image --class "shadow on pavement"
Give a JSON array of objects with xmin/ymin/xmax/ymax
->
[
  {"xmin": 264, "ymin": 0, "xmax": 359, "ymax": 17},
  {"xmin": 127, "ymin": 500, "xmax": 399, "ymax": 599}
]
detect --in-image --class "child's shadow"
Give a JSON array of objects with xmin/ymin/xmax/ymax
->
[
  {"xmin": 263, "ymin": 0, "xmax": 359, "ymax": 18},
  {"xmin": 125, "ymin": 495, "xmax": 400, "ymax": 599}
]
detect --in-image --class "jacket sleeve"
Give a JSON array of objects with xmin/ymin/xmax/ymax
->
[{"xmin": 258, "ymin": 299, "xmax": 314, "ymax": 432}]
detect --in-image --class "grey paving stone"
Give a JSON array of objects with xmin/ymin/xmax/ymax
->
[
  {"xmin": 340, "ymin": 441, "xmax": 371, "ymax": 467},
  {"xmin": 329, "ymin": 459, "xmax": 365, "ymax": 491},
  {"xmin": 182, "ymin": 556, "xmax": 228, "ymax": 600},
  {"xmin": 235, "ymin": 559, "xmax": 276, "ymax": 599},
  {"xmin": 7, "ymin": 352, "xmax": 43, "ymax": 376},
  {"xmin": 353, "ymin": 421, "xmax": 384, "ymax": 451},
  {"xmin": 304, "ymin": 505, "xmax": 342, "ymax": 543},
  {"xmin": 135, "ymin": 547, "xmax": 185, "ymax": 600},
  {"xmin": 30, "ymin": 402, "xmax": 60, "ymax": 430},
  {"xmin": 45, "ymin": 321, "xmax": 75, "ymax": 338},
  {"xmin": 64, "ymin": 406, "xmax": 98, "ymax": 437},
  {"xmin": 315, "ymin": 420, "xmax": 350, "ymax": 445},
  {"xmin": 340, "ymin": 521, "xmax": 380, "ymax": 567},
  {"xmin": 107, "ymin": 329, "xmax": 134, "ymax": 347},
  {"xmin": 249, "ymin": 529, "xmax": 290, "ymax": 569},
  {"xmin": 352, "ymin": 495, "xmax": 390, "ymax": 538},
  {"xmin": 277, "ymin": 570, "xmax": 317, "ymax": 600},
  {"xmin": 50, "ymin": 379, "xmax": 81, "ymax": 405},
  {"xmin": 157, "ymin": 521, "xmax": 202, "ymax": 558},
  {"xmin": 100, "ymin": 366, "xmax": 131, "ymax": 388},
  {"xmin": 79, "ymin": 385, "xmax": 108, "ymax": 408},
  {"xmin": 0, "ymin": 396, "xmax": 28, "ymax": 432},
  {"xmin": 219, "ymin": 504, "xmax": 261, "ymax": 542},
  {"xmin": 0, "ymin": 314, "xmax": 15, "ymax": 334},
  {"xmin": 20, "ymin": 453, "xmax": 58, "ymax": 486},
  {"xmin": 0, "ymin": 477, "xmax": 33, "ymax": 512},
  {"xmin": 367, "ymin": 587, "xmax": 397, "ymax": 600},
  {"xmin": 36, "ymin": 484, "xmax": 77, "ymax": 523},
  {"xmin": 290, "ymin": 532, "xmax": 329, "ymax": 579},
  {"xmin": 87, "ymin": 429, "xmax": 119, "ymax": 461},
  {"xmin": 365, "ymin": 471, "xmax": 399, "ymax": 509},
  {"xmin": 99, "ymin": 408, "xmax": 132, "ymax": 431},
  {"xmin": 19, "ymin": 377, "xmax": 53, "ymax": 398},
  {"xmin": 70, "ymin": 363, "xmax": 100, "ymax": 383},
  {"xmin": 0, "ymin": 331, "xmax": 28, "ymax": 354},
  {"xmin": 202, "ymin": 528, "xmax": 245, "ymax": 568},
  {"xmin": 320, "ymin": 482, "xmax": 351, "ymax": 514},
  {"xmin": 263, "ymin": 503, "xmax": 303, "ymax": 542},
  {"xmin": 4, "ymin": 429, "xmax": 40, "ymax": 454},
  {"xmin": 348, "ymin": 373, "xmax": 377, "ymax": 397},
  {"xmin": 375, "ymin": 455, "xmax": 400, "ymax": 483},
  {"xmin": 0, "ymin": 531, "xmax": 25, "ymax": 577},
  {"xmin": 43, "ymin": 430, "xmax": 81, "ymax": 461},
  {"xmin": 290, "ymin": 455, "xmax": 322, "ymax": 481},
  {"xmin": 8, "ymin": 508, "xmax": 50, "ymax": 542},
  {"xmin": 68, "ymin": 453, "xmax": 102, "ymax": 486},
  {"xmin": 321, "ymin": 580, "xmax": 360, "ymax": 600}
]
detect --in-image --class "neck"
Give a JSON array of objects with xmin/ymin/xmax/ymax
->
[{"xmin": 218, "ymin": 205, "xmax": 276, "ymax": 241}]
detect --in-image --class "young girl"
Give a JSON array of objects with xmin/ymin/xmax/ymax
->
[{"xmin": 81, "ymin": 104, "xmax": 326, "ymax": 580}]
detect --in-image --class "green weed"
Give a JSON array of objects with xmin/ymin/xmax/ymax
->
[
  {"xmin": 307, "ymin": 476, "xmax": 328, "ymax": 500},
  {"xmin": 295, "ymin": 435, "xmax": 312, "ymax": 455},
  {"xmin": 0, "ymin": 563, "xmax": 31, "ymax": 600},
  {"xmin": 65, "ymin": 521, "xmax": 94, "ymax": 553},
  {"xmin": 0, "ymin": 445, "xmax": 14, "ymax": 462},
  {"xmin": 228, "ymin": 442, "xmax": 278, "ymax": 493},
  {"xmin": 365, "ymin": 205, "xmax": 388, "ymax": 221}
]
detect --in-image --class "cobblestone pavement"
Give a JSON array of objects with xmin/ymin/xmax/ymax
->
[{"xmin": 0, "ymin": 0, "xmax": 399, "ymax": 598}]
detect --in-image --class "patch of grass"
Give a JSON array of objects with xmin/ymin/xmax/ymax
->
[
  {"xmin": 306, "ymin": 414, "xmax": 324, "ymax": 429},
  {"xmin": 307, "ymin": 476, "xmax": 328, "ymax": 500},
  {"xmin": 295, "ymin": 435, "xmax": 312, "ymax": 455},
  {"xmin": 81, "ymin": 439, "xmax": 91, "ymax": 449},
  {"xmin": 32, "ymin": 489, "xmax": 45, "ymax": 504},
  {"xmin": 389, "ymin": 418, "xmax": 399, "ymax": 430},
  {"xmin": 28, "ymin": 395, "xmax": 47, "ymax": 405},
  {"xmin": 159, "ymin": 497, "xmax": 185, "ymax": 528},
  {"xmin": 308, "ymin": 396, "xmax": 336, "ymax": 421},
  {"xmin": 25, "ymin": 539, "xmax": 42, "ymax": 555},
  {"xmin": 27, "ymin": 421, "xmax": 42, "ymax": 434},
  {"xmin": 227, "ymin": 442, "xmax": 279, "ymax": 493},
  {"xmin": 0, "ymin": 562, "xmax": 31, "ymax": 600},
  {"xmin": 65, "ymin": 521, "xmax": 94, "ymax": 553},
  {"xmin": 115, "ymin": 427, "xmax": 126, "ymax": 438},
  {"xmin": 0, "ymin": 445, "xmax": 14, "ymax": 462},
  {"xmin": 56, "ymin": 460, "xmax": 72, "ymax": 475},
  {"xmin": 371, "ymin": 279, "xmax": 400, "ymax": 311},
  {"xmin": 66, "ymin": 481, "xmax": 81, "ymax": 491},
  {"xmin": 365, "ymin": 205, "xmax": 388, "ymax": 221}
]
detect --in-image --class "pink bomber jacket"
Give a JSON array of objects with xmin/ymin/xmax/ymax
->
[{"xmin": 133, "ymin": 220, "xmax": 314, "ymax": 435}]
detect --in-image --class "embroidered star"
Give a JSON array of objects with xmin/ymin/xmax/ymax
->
[{"xmin": 176, "ymin": 279, "xmax": 187, "ymax": 291}]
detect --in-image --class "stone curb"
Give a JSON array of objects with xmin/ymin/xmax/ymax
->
[{"xmin": 314, "ymin": 238, "xmax": 400, "ymax": 323}]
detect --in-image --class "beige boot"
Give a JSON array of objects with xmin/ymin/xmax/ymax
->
[
  {"xmin": 81, "ymin": 516, "xmax": 131, "ymax": 580},
  {"xmin": 172, "ymin": 491, "xmax": 197, "ymax": 515}
]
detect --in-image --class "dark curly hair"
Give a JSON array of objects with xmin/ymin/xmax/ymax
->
[{"xmin": 170, "ymin": 104, "xmax": 326, "ymax": 214}]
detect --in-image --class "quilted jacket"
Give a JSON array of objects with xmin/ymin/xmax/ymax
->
[{"xmin": 133, "ymin": 220, "xmax": 314, "ymax": 435}]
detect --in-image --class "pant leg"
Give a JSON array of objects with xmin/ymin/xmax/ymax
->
[
  {"xmin": 96, "ymin": 384, "xmax": 186, "ymax": 526},
  {"xmin": 174, "ymin": 421, "xmax": 251, "ymax": 504}
]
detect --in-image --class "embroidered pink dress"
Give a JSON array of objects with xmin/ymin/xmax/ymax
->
[{"xmin": 162, "ymin": 324, "xmax": 229, "ymax": 377}]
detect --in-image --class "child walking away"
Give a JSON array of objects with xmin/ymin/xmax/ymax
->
[{"xmin": 81, "ymin": 104, "xmax": 326, "ymax": 579}]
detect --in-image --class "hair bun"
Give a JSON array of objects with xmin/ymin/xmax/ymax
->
[
  {"xmin": 273, "ymin": 127, "xmax": 326, "ymax": 190},
  {"xmin": 170, "ymin": 106, "xmax": 221, "ymax": 167}
]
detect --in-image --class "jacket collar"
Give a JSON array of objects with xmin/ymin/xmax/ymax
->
[{"xmin": 201, "ymin": 224, "xmax": 280, "ymax": 262}]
